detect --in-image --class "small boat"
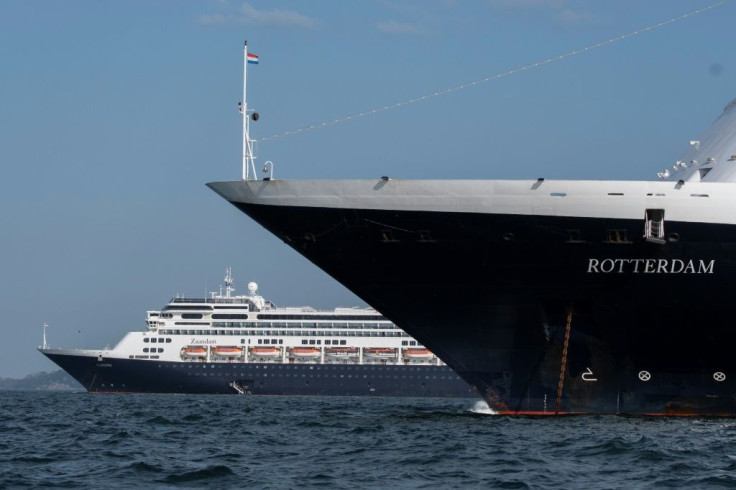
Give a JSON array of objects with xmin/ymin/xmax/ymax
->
[
  {"xmin": 249, "ymin": 346, "xmax": 281, "ymax": 358},
  {"xmin": 182, "ymin": 346, "xmax": 208, "ymax": 357},
  {"xmin": 403, "ymin": 348, "xmax": 433, "ymax": 360},
  {"xmin": 213, "ymin": 346, "xmax": 242, "ymax": 357},
  {"xmin": 289, "ymin": 347, "xmax": 321, "ymax": 359},
  {"xmin": 364, "ymin": 348, "xmax": 397, "ymax": 359}
]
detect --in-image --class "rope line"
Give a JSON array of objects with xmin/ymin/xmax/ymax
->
[{"xmin": 259, "ymin": 1, "xmax": 726, "ymax": 142}]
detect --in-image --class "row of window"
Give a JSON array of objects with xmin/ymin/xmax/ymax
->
[
  {"xmin": 243, "ymin": 339, "xmax": 361, "ymax": 346},
  {"xmin": 162, "ymin": 309, "xmax": 387, "ymax": 323},
  {"xmin": 143, "ymin": 348, "xmax": 164, "ymax": 353},
  {"xmin": 186, "ymin": 372, "xmax": 448, "ymax": 380},
  {"xmin": 297, "ymin": 339, "xmax": 344, "ymax": 346},
  {"xmin": 143, "ymin": 337, "xmax": 172, "ymax": 343},
  {"xmin": 256, "ymin": 314, "xmax": 387, "ymax": 321},
  {"xmin": 208, "ymin": 322, "xmax": 398, "ymax": 329},
  {"xmin": 160, "ymin": 363, "xmax": 447, "ymax": 371},
  {"xmin": 157, "ymin": 329, "xmax": 409, "ymax": 338}
]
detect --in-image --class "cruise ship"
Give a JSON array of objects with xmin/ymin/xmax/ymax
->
[
  {"xmin": 39, "ymin": 268, "xmax": 475, "ymax": 397},
  {"xmin": 206, "ymin": 44, "xmax": 736, "ymax": 415}
]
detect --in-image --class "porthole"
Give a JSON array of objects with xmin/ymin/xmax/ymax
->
[
  {"xmin": 668, "ymin": 233, "xmax": 680, "ymax": 242},
  {"xmin": 502, "ymin": 232, "xmax": 515, "ymax": 241}
]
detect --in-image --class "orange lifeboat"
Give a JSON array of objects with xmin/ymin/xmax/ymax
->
[
  {"xmin": 403, "ymin": 348, "xmax": 433, "ymax": 360},
  {"xmin": 289, "ymin": 347, "xmax": 321, "ymax": 359},
  {"xmin": 182, "ymin": 346, "xmax": 208, "ymax": 357},
  {"xmin": 213, "ymin": 346, "xmax": 242, "ymax": 357},
  {"xmin": 249, "ymin": 346, "xmax": 281, "ymax": 358},
  {"xmin": 364, "ymin": 348, "xmax": 397, "ymax": 359}
]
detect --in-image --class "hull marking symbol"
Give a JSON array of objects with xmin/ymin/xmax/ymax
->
[
  {"xmin": 714, "ymin": 372, "xmax": 726, "ymax": 382},
  {"xmin": 581, "ymin": 367, "xmax": 597, "ymax": 382},
  {"xmin": 638, "ymin": 370, "xmax": 651, "ymax": 382}
]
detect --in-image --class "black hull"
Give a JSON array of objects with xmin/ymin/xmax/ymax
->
[
  {"xmin": 233, "ymin": 202, "xmax": 736, "ymax": 415},
  {"xmin": 42, "ymin": 352, "xmax": 477, "ymax": 397}
]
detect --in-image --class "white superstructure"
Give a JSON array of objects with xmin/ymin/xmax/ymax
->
[{"xmin": 64, "ymin": 267, "xmax": 443, "ymax": 367}]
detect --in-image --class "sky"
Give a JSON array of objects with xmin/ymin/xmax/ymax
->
[{"xmin": 1, "ymin": 0, "xmax": 734, "ymax": 377}]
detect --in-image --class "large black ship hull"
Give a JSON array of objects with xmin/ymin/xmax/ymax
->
[
  {"xmin": 229, "ymin": 201, "xmax": 736, "ymax": 415},
  {"xmin": 41, "ymin": 352, "xmax": 477, "ymax": 397}
]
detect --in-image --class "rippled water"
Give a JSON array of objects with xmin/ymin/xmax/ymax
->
[{"xmin": 2, "ymin": 392, "xmax": 736, "ymax": 488}]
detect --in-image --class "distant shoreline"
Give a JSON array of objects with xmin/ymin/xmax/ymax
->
[{"xmin": 0, "ymin": 370, "xmax": 83, "ymax": 391}]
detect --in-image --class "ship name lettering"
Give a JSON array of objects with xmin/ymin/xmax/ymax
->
[
  {"xmin": 587, "ymin": 258, "xmax": 714, "ymax": 274},
  {"xmin": 190, "ymin": 338, "xmax": 216, "ymax": 344}
]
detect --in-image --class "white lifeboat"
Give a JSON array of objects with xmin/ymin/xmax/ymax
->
[
  {"xmin": 364, "ymin": 348, "xmax": 397, "ymax": 359},
  {"xmin": 325, "ymin": 347, "xmax": 359, "ymax": 359},
  {"xmin": 289, "ymin": 347, "xmax": 321, "ymax": 359}
]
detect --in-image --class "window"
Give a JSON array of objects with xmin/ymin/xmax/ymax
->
[
  {"xmin": 567, "ymin": 230, "xmax": 583, "ymax": 242},
  {"xmin": 143, "ymin": 338, "xmax": 149, "ymax": 343},
  {"xmin": 212, "ymin": 314, "xmax": 249, "ymax": 320},
  {"xmin": 607, "ymin": 230, "xmax": 629, "ymax": 243},
  {"xmin": 182, "ymin": 313, "xmax": 203, "ymax": 319},
  {"xmin": 163, "ymin": 305, "xmax": 213, "ymax": 311}
]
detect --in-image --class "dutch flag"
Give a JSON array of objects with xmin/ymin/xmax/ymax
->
[{"xmin": 247, "ymin": 52, "xmax": 259, "ymax": 65}]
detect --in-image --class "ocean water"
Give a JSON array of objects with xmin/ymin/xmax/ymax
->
[{"xmin": 2, "ymin": 392, "xmax": 736, "ymax": 488}]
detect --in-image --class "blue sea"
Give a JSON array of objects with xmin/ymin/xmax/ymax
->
[{"xmin": 2, "ymin": 392, "xmax": 736, "ymax": 488}]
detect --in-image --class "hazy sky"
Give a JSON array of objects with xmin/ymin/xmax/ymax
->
[{"xmin": 1, "ymin": 0, "xmax": 734, "ymax": 377}]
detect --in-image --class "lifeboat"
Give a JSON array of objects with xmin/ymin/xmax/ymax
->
[
  {"xmin": 289, "ymin": 347, "xmax": 321, "ymax": 359},
  {"xmin": 213, "ymin": 346, "xmax": 242, "ymax": 357},
  {"xmin": 249, "ymin": 346, "xmax": 281, "ymax": 358},
  {"xmin": 182, "ymin": 346, "xmax": 208, "ymax": 357},
  {"xmin": 325, "ymin": 347, "xmax": 359, "ymax": 359},
  {"xmin": 363, "ymin": 348, "xmax": 397, "ymax": 359},
  {"xmin": 403, "ymin": 348, "xmax": 433, "ymax": 360}
]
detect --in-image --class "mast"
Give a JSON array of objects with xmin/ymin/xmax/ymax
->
[
  {"xmin": 241, "ymin": 41, "xmax": 257, "ymax": 180},
  {"xmin": 224, "ymin": 266, "xmax": 235, "ymax": 298}
]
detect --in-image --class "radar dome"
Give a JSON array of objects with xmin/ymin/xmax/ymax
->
[{"xmin": 248, "ymin": 282, "xmax": 258, "ymax": 295}]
